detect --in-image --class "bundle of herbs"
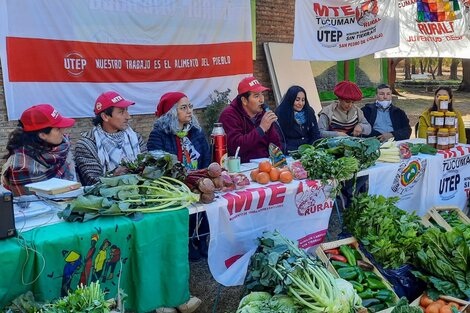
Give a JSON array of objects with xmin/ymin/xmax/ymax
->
[
  {"xmin": 312, "ymin": 137, "xmax": 381, "ymax": 170},
  {"xmin": 245, "ymin": 230, "xmax": 362, "ymax": 312},
  {"xmin": 343, "ymin": 194, "xmax": 425, "ymax": 269},
  {"xmin": 119, "ymin": 152, "xmax": 187, "ymax": 180},
  {"xmin": 293, "ymin": 137, "xmax": 379, "ymax": 192},
  {"xmin": 411, "ymin": 227, "xmax": 470, "ymax": 300},
  {"xmin": 59, "ymin": 174, "xmax": 199, "ymax": 221}
]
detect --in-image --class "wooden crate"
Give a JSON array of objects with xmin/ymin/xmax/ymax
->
[
  {"xmin": 315, "ymin": 237, "xmax": 399, "ymax": 303},
  {"xmin": 429, "ymin": 206, "xmax": 470, "ymax": 231},
  {"xmin": 411, "ymin": 294, "xmax": 470, "ymax": 313}
]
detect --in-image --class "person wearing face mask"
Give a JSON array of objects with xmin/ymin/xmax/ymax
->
[
  {"xmin": 318, "ymin": 81, "xmax": 371, "ymax": 138},
  {"xmin": 417, "ymin": 86, "xmax": 466, "ymax": 143},
  {"xmin": 1, "ymin": 104, "xmax": 76, "ymax": 196},
  {"xmin": 362, "ymin": 84, "xmax": 411, "ymax": 142},
  {"xmin": 275, "ymin": 85, "xmax": 321, "ymax": 152}
]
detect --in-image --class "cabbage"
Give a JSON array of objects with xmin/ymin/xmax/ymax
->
[
  {"xmin": 237, "ymin": 292, "xmax": 272, "ymax": 310},
  {"xmin": 237, "ymin": 292, "xmax": 298, "ymax": 313}
]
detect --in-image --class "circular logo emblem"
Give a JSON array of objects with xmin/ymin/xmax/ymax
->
[
  {"xmin": 64, "ymin": 52, "xmax": 87, "ymax": 76},
  {"xmin": 401, "ymin": 160, "xmax": 421, "ymax": 186}
]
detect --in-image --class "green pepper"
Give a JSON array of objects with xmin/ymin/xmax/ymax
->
[
  {"xmin": 331, "ymin": 260, "xmax": 351, "ymax": 269},
  {"xmin": 349, "ymin": 281, "xmax": 364, "ymax": 293},
  {"xmin": 368, "ymin": 303, "xmax": 386, "ymax": 312},
  {"xmin": 337, "ymin": 267, "xmax": 358, "ymax": 280},
  {"xmin": 375, "ymin": 289, "xmax": 394, "ymax": 301},
  {"xmin": 353, "ymin": 249, "xmax": 362, "ymax": 261},
  {"xmin": 339, "ymin": 245, "xmax": 357, "ymax": 266},
  {"xmin": 364, "ymin": 271, "xmax": 380, "ymax": 280},
  {"xmin": 366, "ymin": 277, "xmax": 388, "ymax": 290},
  {"xmin": 354, "ymin": 266, "xmax": 365, "ymax": 283},
  {"xmin": 360, "ymin": 289, "xmax": 378, "ymax": 301},
  {"xmin": 419, "ymin": 144, "xmax": 437, "ymax": 155}
]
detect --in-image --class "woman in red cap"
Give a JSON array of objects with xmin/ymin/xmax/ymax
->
[
  {"xmin": 148, "ymin": 92, "xmax": 205, "ymax": 313},
  {"xmin": 318, "ymin": 81, "xmax": 371, "ymax": 137},
  {"xmin": 1, "ymin": 104, "xmax": 76, "ymax": 196},
  {"xmin": 148, "ymin": 92, "xmax": 210, "ymax": 170}
]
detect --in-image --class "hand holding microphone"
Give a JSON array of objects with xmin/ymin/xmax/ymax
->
[{"xmin": 260, "ymin": 103, "xmax": 278, "ymax": 132}]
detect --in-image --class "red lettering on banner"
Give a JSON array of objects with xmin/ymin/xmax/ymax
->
[
  {"xmin": 248, "ymin": 188, "xmax": 267, "ymax": 209},
  {"xmin": 6, "ymin": 37, "xmax": 253, "ymax": 82},
  {"xmin": 417, "ymin": 22, "xmax": 454, "ymax": 35},
  {"xmin": 312, "ymin": 3, "xmax": 354, "ymax": 17},
  {"xmin": 224, "ymin": 184, "xmax": 287, "ymax": 216},
  {"xmin": 267, "ymin": 183, "xmax": 286, "ymax": 205},
  {"xmin": 223, "ymin": 191, "xmax": 253, "ymax": 215}
]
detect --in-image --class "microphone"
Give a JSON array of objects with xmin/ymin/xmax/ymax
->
[
  {"xmin": 261, "ymin": 103, "xmax": 287, "ymax": 153},
  {"xmin": 262, "ymin": 103, "xmax": 279, "ymax": 126}
]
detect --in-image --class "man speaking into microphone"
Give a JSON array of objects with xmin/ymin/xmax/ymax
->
[{"xmin": 219, "ymin": 76, "xmax": 281, "ymax": 163}]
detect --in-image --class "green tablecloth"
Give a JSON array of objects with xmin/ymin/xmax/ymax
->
[{"xmin": 0, "ymin": 209, "xmax": 190, "ymax": 313}]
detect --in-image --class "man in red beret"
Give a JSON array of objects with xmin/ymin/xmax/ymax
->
[
  {"xmin": 74, "ymin": 91, "xmax": 147, "ymax": 185},
  {"xmin": 318, "ymin": 81, "xmax": 371, "ymax": 137},
  {"xmin": 218, "ymin": 76, "xmax": 281, "ymax": 163}
]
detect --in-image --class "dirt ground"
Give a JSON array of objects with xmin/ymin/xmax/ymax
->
[{"xmin": 187, "ymin": 85, "xmax": 470, "ymax": 313}]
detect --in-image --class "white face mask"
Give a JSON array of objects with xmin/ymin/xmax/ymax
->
[{"xmin": 377, "ymin": 100, "xmax": 392, "ymax": 109}]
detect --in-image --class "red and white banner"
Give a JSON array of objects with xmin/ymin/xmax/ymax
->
[
  {"xmin": 293, "ymin": 0, "xmax": 400, "ymax": 61},
  {"xmin": 375, "ymin": 0, "xmax": 470, "ymax": 58},
  {"xmin": 0, "ymin": 1, "xmax": 252, "ymax": 119},
  {"xmin": 205, "ymin": 180, "xmax": 333, "ymax": 286}
]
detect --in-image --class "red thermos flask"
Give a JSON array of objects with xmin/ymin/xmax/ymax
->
[{"xmin": 211, "ymin": 122, "xmax": 227, "ymax": 166}]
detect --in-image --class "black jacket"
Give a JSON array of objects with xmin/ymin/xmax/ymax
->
[
  {"xmin": 361, "ymin": 103, "xmax": 412, "ymax": 141},
  {"xmin": 275, "ymin": 105, "xmax": 321, "ymax": 152}
]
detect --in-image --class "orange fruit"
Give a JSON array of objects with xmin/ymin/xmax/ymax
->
[
  {"xmin": 279, "ymin": 170, "xmax": 293, "ymax": 183},
  {"xmin": 269, "ymin": 167, "xmax": 280, "ymax": 181},
  {"xmin": 250, "ymin": 169, "xmax": 260, "ymax": 181},
  {"xmin": 256, "ymin": 172, "xmax": 270, "ymax": 184},
  {"xmin": 447, "ymin": 302, "xmax": 459, "ymax": 309},
  {"xmin": 258, "ymin": 160, "xmax": 272, "ymax": 173}
]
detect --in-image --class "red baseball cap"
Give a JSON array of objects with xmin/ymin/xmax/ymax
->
[
  {"xmin": 334, "ymin": 81, "xmax": 363, "ymax": 101},
  {"xmin": 156, "ymin": 92, "xmax": 187, "ymax": 117},
  {"xmin": 237, "ymin": 76, "xmax": 270, "ymax": 95},
  {"xmin": 20, "ymin": 104, "xmax": 75, "ymax": 132},
  {"xmin": 94, "ymin": 91, "xmax": 135, "ymax": 115}
]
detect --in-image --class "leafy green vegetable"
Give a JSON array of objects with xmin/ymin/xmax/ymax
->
[
  {"xmin": 120, "ymin": 152, "xmax": 187, "ymax": 180},
  {"xmin": 344, "ymin": 194, "xmax": 425, "ymax": 269},
  {"xmin": 245, "ymin": 230, "xmax": 362, "ymax": 313},
  {"xmin": 411, "ymin": 227, "xmax": 470, "ymax": 299},
  {"xmin": 59, "ymin": 175, "xmax": 199, "ymax": 221},
  {"xmin": 390, "ymin": 297, "xmax": 423, "ymax": 313}
]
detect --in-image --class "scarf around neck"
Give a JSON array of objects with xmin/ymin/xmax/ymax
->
[
  {"xmin": 93, "ymin": 125, "xmax": 141, "ymax": 174},
  {"xmin": 1, "ymin": 136, "xmax": 76, "ymax": 196}
]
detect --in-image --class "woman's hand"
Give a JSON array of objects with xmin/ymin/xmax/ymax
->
[
  {"xmin": 352, "ymin": 124, "xmax": 363, "ymax": 137},
  {"xmin": 260, "ymin": 111, "xmax": 278, "ymax": 132}
]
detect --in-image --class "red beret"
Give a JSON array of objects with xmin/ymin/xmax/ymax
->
[
  {"xmin": 156, "ymin": 92, "xmax": 187, "ymax": 117},
  {"xmin": 334, "ymin": 81, "xmax": 363, "ymax": 101}
]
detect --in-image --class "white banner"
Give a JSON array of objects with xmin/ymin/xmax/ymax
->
[
  {"xmin": 205, "ymin": 180, "xmax": 333, "ymax": 286},
  {"xmin": 367, "ymin": 145, "xmax": 470, "ymax": 216},
  {"xmin": 424, "ymin": 146, "xmax": 470, "ymax": 210},
  {"xmin": 293, "ymin": 0, "xmax": 400, "ymax": 61},
  {"xmin": 0, "ymin": 0, "xmax": 252, "ymax": 119},
  {"xmin": 375, "ymin": 0, "xmax": 470, "ymax": 58},
  {"xmin": 368, "ymin": 157, "xmax": 430, "ymax": 216}
]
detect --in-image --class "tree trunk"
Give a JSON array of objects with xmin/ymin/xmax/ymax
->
[
  {"xmin": 411, "ymin": 64, "xmax": 416, "ymax": 74},
  {"xmin": 450, "ymin": 59, "xmax": 459, "ymax": 80},
  {"xmin": 458, "ymin": 59, "xmax": 470, "ymax": 91},
  {"xmin": 420, "ymin": 59, "xmax": 425, "ymax": 74},
  {"xmin": 388, "ymin": 58, "xmax": 404, "ymax": 95},
  {"xmin": 437, "ymin": 58, "xmax": 443, "ymax": 76},
  {"xmin": 405, "ymin": 59, "xmax": 411, "ymax": 80}
]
